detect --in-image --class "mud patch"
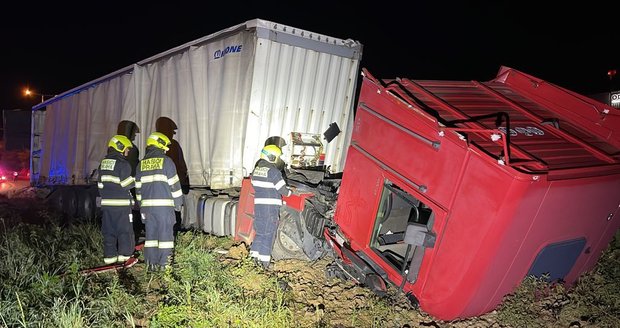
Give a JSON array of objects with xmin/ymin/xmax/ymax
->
[{"xmin": 270, "ymin": 258, "xmax": 430, "ymax": 327}]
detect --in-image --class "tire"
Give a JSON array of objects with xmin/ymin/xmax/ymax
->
[
  {"xmin": 47, "ymin": 188, "xmax": 64, "ymax": 213},
  {"xmin": 271, "ymin": 208, "xmax": 309, "ymax": 261},
  {"xmin": 77, "ymin": 187, "xmax": 97, "ymax": 223},
  {"xmin": 62, "ymin": 188, "xmax": 78, "ymax": 218}
]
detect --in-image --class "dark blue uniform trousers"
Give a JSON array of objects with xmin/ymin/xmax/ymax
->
[
  {"xmin": 143, "ymin": 209, "xmax": 175, "ymax": 266},
  {"xmin": 102, "ymin": 206, "xmax": 135, "ymax": 259},
  {"xmin": 251, "ymin": 204, "xmax": 280, "ymax": 264}
]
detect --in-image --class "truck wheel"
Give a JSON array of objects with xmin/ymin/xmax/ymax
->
[
  {"xmin": 77, "ymin": 187, "xmax": 97, "ymax": 222},
  {"xmin": 47, "ymin": 188, "xmax": 64, "ymax": 213},
  {"xmin": 62, "ymin": 188, "xmax": 78, "ymax": 218},
  {"xmin": 272, "ymin": 209, "xmax": 308, "ymax": 261}
]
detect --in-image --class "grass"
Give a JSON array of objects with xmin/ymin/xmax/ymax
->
[
  {"xmin": 497, "ymin": 234, "xmax": 620, "ymax": 328},
  {"xmin": 0, "ymin": 200, "xmax": 618, "ymax": 327},
  {"xmin": 0, "ymin": 215, "xmax": 294, "ymax": 327}
]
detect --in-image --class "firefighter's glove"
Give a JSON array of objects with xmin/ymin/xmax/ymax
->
[{"xmin": 175, "ymin": 205, "xmax": 182, "ymax": 212}]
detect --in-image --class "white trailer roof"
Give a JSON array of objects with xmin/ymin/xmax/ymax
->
[{"xmin": 32, "ymin": 18, "xmax": 363, "ymax": 189}]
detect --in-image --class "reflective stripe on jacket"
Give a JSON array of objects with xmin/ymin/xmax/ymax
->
[
  {"xmin": 97, "ymin": 151, "xmax": 135, "ymax": 207},
  {"xmin": 251, "ymin": 159, "xmax": 291, "ymax": 206},
  {"xmin": 135, "ymin": 147, "xmax": 183, "ymax": 212}
]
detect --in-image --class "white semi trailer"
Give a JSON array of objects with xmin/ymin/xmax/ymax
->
[{"xmin": 30, "ymin": 18, "xmax": 362, "ymax": 227}]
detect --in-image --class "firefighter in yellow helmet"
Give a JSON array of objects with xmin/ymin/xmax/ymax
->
[
  {"xmin": 260, "ymin": 135, "xmax": 287, "ymax": 173},
  {"xmin": 135, "ymin": 132, "xmax": 183, "ymax": 271},
  {"xmin": 155, "ymin": 116, "xmax": 189, "ymax": 236},
  {"xmin": 250, "ymin": 144, "xmax": 292, "ymax": 269},
  {"xmin": 97, "ymin": 135, "xmax": 136, "ymax": 265}
]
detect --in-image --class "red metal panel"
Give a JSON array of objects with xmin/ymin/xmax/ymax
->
[
  {"xmin": 353, "ymin": 88, "xmax": 469, "ymax": 208},
  {"xmin": 282, "ymin": 192, "xmax": 313, "ymax": 212},
  {"xmin": 234, "ymin": 177, "xmax": 315, "ymax": 244},
  {"xmin": 333, "ymin": 147, "xmax": 384, "ymax": 250},
  {"xmin": 335, "ymin": 69, "xmax": 620, "ymax": 320},
  {"xmin": 387, "ymin": 67, "xmax": 620, "ymax": 176},
  {"xmin": 404, "ymin": 152, "xmax": 525, "ymax": 318},
  {"xmin": 494, "ymin": 66, "xmax": 620, "ymax": 148},
  {"xmin": 234, "ymin": 178, "xmax": 256, "ymax": 244}
]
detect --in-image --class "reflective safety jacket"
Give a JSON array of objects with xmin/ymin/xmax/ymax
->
[
  {"xmin": 135, "ymin": 147, "xmax": 183, "ymax": 213},
  {"xmin": 97, "ymin": 150, "xmax": 135, "ymax": 207},
  {"xmin": 251, "ymin": 159, "xmax": 291, "ymax": 205}
]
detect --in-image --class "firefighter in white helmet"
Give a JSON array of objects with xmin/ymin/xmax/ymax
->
[
  {"xmin": 250, "ymin": 144, "xmax": 292, "ymax": 269},
  {"xmin": 135, "ymin": 132, "xmax": 183, "ymax": 271},
  {"xmin": 97, "ymin": 135, "xmax": 136, "ymax": 265}
]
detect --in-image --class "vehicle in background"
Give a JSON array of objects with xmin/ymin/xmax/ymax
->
[
  {"xmin": 0, "ymin": 167, "xmax": 29, "ymax": 183},
  {"xmin": 14, "ymin": 168, "xmax": 30, "ymax": 181}
]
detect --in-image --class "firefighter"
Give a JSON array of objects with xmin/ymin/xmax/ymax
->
[
  {"xmin": 97, "ymin": 135, "xmax": 136, "ymax": 265},
  {"xmin": 117, "ymin": 120, "xmax": 143, "ymax": 242},
  {"xmin": 155, "ymin": 116, "xmax": 189, "ymax": 235},
  {"xmin": 116, "ymin": 120, "xmax": 140, "ymax": 174},
  {"xmin": 250, "ymin": 144, "xmax": 292, "ymax": 269},
  {"xmin": 155, "ymin": 117, "xmax": 189, "ymax": 192},
  {"xmin": 135, "ymin": 132, "xmax": 183, "ymax": 271}
]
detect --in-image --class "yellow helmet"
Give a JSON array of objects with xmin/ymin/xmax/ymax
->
[
  {"xmin": 108, "ymin": 135, "xmax": 133, "ymax": 153},
  {"xmin": 146, "ymin": 132, "xmax": 171, "ymax": 151},
  {"xmin": 260, "ymin": 144, "xmax": 282, "ymax": 163}
]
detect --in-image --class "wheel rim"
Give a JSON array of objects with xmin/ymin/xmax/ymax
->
[{"xmin": 276, "ymin": 211, "xmax": 304, "ymax": 254}]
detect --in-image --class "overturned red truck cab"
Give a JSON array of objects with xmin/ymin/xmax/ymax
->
[{"xmin": 236, "ymin": 66, "xmax": 620, "ymax": 320}]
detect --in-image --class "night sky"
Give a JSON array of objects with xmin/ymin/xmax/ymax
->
[{"xmin": 1, "ymin": 2, "xmax": 618, "ymax": 111}]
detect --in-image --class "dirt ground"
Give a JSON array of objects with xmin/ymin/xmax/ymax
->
[
  {"xmin": 224, "ymin": 243, "xmax": 505, "ymax": 328},
  {"xmin": 272, "ymin": 259, "xmax": 502, "ymax": 327}
]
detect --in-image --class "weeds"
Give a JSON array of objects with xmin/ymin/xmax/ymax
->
[
  {"xmin": 0, "ymin": 201, "xmax": 618, "ymax": 327},
  {"xmin": 498, "ymin": 236, "xmax": 620, "ymax": 328}
]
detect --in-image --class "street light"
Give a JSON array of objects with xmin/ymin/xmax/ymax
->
[{"xmin": 24, "ymin": 88, "xmax": 56, "ymax": 103}]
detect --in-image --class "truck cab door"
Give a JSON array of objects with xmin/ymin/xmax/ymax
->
[
  {"xmin": 402, "ymin": 222, "xmax": 436, "ymax": 284},
  {"xmin": 370, "ymin": 180, "xmax": 437, "ymax": 286}
]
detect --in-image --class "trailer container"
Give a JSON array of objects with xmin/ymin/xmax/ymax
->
[{"xmin": 30, "ymin": 18, "xmax": 362, "ymax": 222}]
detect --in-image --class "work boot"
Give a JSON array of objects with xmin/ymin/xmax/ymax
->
[
  {"xmin": 147, "ymin": 264, "xmax": 159, "ymax": 272},
  {"xmin": 262, "ymin": 261, "xmax": 272, "ymax": 270}
]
